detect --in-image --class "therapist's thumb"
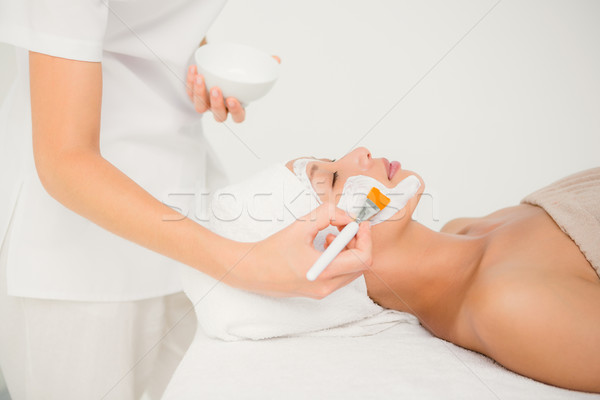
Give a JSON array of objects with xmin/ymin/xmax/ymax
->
[{"xmin": 299, "ymin": 204, "xmax": 351, "ymax": 237}]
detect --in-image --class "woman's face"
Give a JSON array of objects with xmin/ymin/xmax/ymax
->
[{"xmin": 285, "ymin": 147, "xmax": 424, "ymax": 207}]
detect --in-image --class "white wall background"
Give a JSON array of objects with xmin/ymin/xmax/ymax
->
[
  {"xmin": 201, "ymin": 0, "xmax": 600, "ymax": 230},
  {"xmin": 0, "ymin": 44, "xmax": 15, "ymax": 107},
  {"xmin": 0, "ymin": 42, "xmax": 14, "ymax": 398},
  {"xmin": 1, "ymin": 0, "xmax": 599, "ymax": 232}
]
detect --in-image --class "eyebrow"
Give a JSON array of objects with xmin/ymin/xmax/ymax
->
[
  {"xmin": 308, "ymin": 164, "xmax": 318, "ymax": 180},
  {"xmin": 306, "ymin": 157, "xmax": 334, "ymax": 181}
]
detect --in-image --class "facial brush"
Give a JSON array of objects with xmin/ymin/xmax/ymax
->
[{"xmin": 306, "ymin": 187, "xmax": 390, "ymax": 282}]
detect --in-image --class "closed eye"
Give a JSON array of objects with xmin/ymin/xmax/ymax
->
[{"xmin": 332, "ymin": 171, "xmax": 339, "ymax": 188}]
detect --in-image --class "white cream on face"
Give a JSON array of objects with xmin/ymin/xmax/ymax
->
[
  {"xmin": 337, "ymin": 174, "xmax": 421, "ymax": 225},
  {"xmin": 292, "ymin": 158, "xmax": 323, "ymax": 204},
  {"xmin": 292, "ymin": 158, "xmax": 421, "ymax": 225}
]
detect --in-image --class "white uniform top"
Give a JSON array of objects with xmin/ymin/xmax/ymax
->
[{"xmin": 0, "ymin": 0, "xmax": 228, "ymax": 301}]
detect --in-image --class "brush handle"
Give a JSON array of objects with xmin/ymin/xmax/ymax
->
[{"xmin": 306, "ymin": 221, "xmax": 360, "ymax": 281}]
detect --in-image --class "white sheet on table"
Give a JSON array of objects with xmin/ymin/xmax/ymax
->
[{"xmin": 162, "ymin": 321, "xmax": 600, "ymax": 400}]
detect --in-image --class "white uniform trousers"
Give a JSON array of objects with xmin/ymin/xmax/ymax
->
[{"xmin": 0, "ymin": 219, "xmax": 197, "ymax": 400}]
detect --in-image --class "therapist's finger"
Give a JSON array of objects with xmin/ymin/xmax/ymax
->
[
  {"xmin": 226, "ymin": 98, "xmax": 245, "ymax": 123},
  {"xmin": 187, "ymin": 65, "xmax": 200, "ymax": 102},
  {"xmin": 329, "ymin": 208, "xmax": 354, "ymax": 228},
  {"xmin": 324, "ymin": 233, "xmax": 354, "ymax": 252},
  {"xmin": 318, "ymin": 221, "xmax": 372, "ymax": 279},
  {"xmin": 345, "ymin": 235, "xmax": 358, "ymax": 250},
  {"xmin": 324, "ymin": 233, "xmax": 336, "ymax": 250},
  {"xmin": 210, "ymin": 87, "xmax": 228, "ymax": 122},
  {"xmin": 186, "ymin": 65, "xmax": 195, "ymax": 101},
  {"xmin": 354, "ymin": 221, "xmax": 371, "ymax": 254},
  {"xmin": 193, "ymin": 75, "xmax": 210, "ymax": 113},
  {"xmin": 300, "ymin": 204, "xmax": 341, "ymax": 238}
]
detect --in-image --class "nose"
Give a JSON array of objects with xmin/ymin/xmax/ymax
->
[{"xmin": 350, "ymin": 147, "xmax": 372, "ymax": 170}]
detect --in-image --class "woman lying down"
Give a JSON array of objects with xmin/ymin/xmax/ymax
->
[{"xmin": 183, "ymin": 147, "xmax": 600, "ymax": 393}]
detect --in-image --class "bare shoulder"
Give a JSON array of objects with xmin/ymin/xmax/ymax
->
[
  {"xmin": 440, "ymin": 217, "xmax": 477, "ymax": 234},
  {"xmin": 441, "ymin": 205, "xmax": 530, "ymax": 235},
  {"xmin": 464, "ymin": 271, "xmax": 600, "ymax": 393},
  {"xmin": 442, "ymin": 203, "xmax": 600, "ymax": 392}
]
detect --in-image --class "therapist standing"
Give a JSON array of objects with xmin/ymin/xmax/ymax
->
[{"xmin": 0, "ymin": 1, "xmax": 372, "ymax": 399}]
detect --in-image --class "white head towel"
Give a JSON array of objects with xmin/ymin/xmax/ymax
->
[{"xmin": 182, "ymin": 164, "xmax": 416, "ymax": 341}]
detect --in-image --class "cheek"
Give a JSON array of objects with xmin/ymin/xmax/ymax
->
[
  {"xmin": 392, "ymin": 170, "xmax": 413, "ymax": 185},
  {"xmin": 312, "ymin": 181, "xmax": 335, "ymax": 204},
  {"xmin": 393, "ymin": 169, "xmax": 423, "ymax": 187},
  {"xmin": 386, "ymin": 206, "xmax": 413, "ymax": 225}
]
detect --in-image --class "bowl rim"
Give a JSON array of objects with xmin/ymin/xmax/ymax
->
[{"xmin": 194, "ymin": 42, "xmax": 280, "ymax": 84}]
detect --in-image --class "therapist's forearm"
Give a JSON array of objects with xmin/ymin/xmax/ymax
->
[
  {"xmin": 36, "ymin": 150, "xmax": 238, "ymax": 278},
  {"xmin": 29, "ymin": 51, "xmax": 241, "ymax": 280}
]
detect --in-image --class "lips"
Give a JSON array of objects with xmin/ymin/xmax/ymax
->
[
  {"xmin": 388, "ymin": 161, "xmax": 401, "ymax": 180},
  {"xmin": 382, "ymin": 158, "xmax": 390, "ymax": 178}
]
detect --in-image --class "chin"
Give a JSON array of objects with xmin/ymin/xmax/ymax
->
[
  {"xmin": 392, "ymin": 169, "xmax": 424, "ymax": 188},
  {"xmin": 382, "ymin": 170, "xmax": 426, "ymax": 226}
]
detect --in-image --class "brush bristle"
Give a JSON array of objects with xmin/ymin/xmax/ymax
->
[{"xmin": 367, "ymin": 187, "xmax": 390, "ymax": 210}]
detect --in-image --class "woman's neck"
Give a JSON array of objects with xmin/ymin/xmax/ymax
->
[{"xmin": 367, "ymin": 220, "xmax": 486, "ymax": 337}]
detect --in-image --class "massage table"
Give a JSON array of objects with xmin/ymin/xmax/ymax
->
[{"xmin": 162, "ymin": 319, "xmax": 600, "ymax": 399}]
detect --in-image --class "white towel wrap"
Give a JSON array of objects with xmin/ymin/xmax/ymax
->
[{"xmin": 182, "ymin": 164, "xmax": 416, "ymax": 341}]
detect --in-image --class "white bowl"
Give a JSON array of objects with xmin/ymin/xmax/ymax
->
[{"xmin": 194, "ymin": 43, "xmax": 280, "ymax": 106}]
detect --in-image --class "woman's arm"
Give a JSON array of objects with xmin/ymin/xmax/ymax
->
[
  {"xmin": 30, "ymin": 51, "xmax": 233, "ymax": 278},
  {"xmin": 29, "ymin": 51, "xmax": 372, "ymax": 298}
]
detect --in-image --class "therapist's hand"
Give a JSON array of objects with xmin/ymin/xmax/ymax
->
[
  {"xmin": 224, "ymin": 203, "xmax": 372, "ymax": 299},
  {"xmin": 186, "ymin": 56, "xmax": 281, "ymax": 124}
]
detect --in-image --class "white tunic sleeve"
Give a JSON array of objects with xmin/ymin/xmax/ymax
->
[
  {"xmin": 0, "ymin": 0, "xmax": 109, "ymax": 62},
  {"xmin": 0, "ymin": 0, "xmax": 229, "ymax": 301}
]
